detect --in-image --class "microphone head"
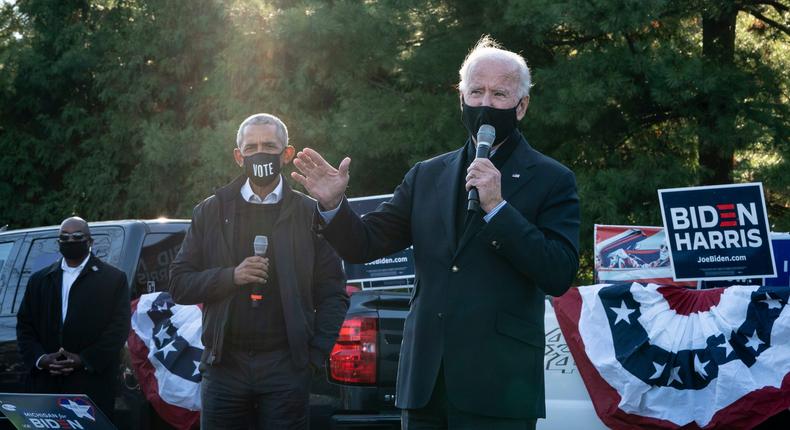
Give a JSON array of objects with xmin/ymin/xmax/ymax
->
[
  {"xmin": 476, "ymin": 124, "xmax": 495, "ymax": 148},
  {"xmin": 253, "ymin": 235, "xmax": 268, "ymax": 256}
]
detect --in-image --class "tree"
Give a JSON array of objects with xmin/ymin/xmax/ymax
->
[
  {"xmin": 499, "ymin": 0, "xmax": 790, "ymax": 280},
  {"xmin": 0, "ymin": 0, "xmax": 127, "ymax": 226}
]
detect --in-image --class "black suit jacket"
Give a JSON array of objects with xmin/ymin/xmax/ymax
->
[
  {"xmin": 16, "ymin": 254, "xmax": 130, "ymax": 414},
  {"xmin": 321, "ymin": 134, "xmax": 580, "ymax": 419}
]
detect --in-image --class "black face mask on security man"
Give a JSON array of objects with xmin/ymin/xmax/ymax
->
[
  {"xmin": 59, "ymin": 240, "xmax": 90, "ymax": 261},
  {"xmin": 461, "ymin": 99, "xmax": 520, "ymax": 146},
  {"xmin": 244, "ymin": 151, "xmax": 282, "ymax": 187}
]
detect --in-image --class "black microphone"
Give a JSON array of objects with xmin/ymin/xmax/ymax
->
[
  {"xmin": 250, "ymin": 235, "xmax": 268, "ymax": 308},
  {"xmin": 467, "ymin": 124, "xmax": 496, "ymax": 212}
]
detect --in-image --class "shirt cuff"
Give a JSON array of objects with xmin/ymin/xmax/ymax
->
[
  {"xmin": 36, "ymin": 354, "xmax": 45, "ymax": 369},
  {"xmin": 483, "ymin": 200, "xmax": 507, "ymax": 223},
  {"xmin": 318, "ymin": 202, "xmax": 342, "ymax": 223}
]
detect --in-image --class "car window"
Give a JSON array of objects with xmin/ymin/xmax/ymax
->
[
  {"xmin": 132, "ymin": 232, "xmax": 185, "ymax": 298},
  {"xmin": 0, "ymin": 242, "xmax": 15, "ymax": 270},
  {"xmin": 0, "ymin": 240, "xmax": 19, "ymax": 315},
  {"xmin": 8, "ymin": 234, "xmax": 113, "ymax": 315}
]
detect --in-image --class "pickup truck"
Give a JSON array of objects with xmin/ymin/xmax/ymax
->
[
  {"xmin": 326, "ymin": 286, "xmax": 607, "ymax": 430},
  {"xmin": 0, "ymin": 218, "xmax": 608, "ymax": 430}
]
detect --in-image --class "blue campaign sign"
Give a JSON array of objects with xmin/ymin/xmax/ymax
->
[
  {"xmin": 700, "ymin": 233, "xmax": 790, "ymax": 288},
  {"xmin": 0, "ymin": 393, "xmax": 116, "ymax": 429},
  {"xmin": 344, "ymin": 195, "xmax": 415, "ymax": 283},
  {"xmin": 658, "ymin": 183, "xmax": 776, "ymax": 281},
  {"xmin": 764, "ymin": 234, "xmax": 790, "ymax": 287}
]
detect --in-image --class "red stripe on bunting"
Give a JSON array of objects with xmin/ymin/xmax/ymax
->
[{"xmin": 657, "ymin": 286, "xmax": 724, "ymax": 316}]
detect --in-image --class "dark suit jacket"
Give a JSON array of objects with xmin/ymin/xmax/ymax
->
[
  {"xmin": 169, "ymin": 176, "xmax": 349, "ymax": 370},
  {"xmin": 16, "ymin": 254, "xmax": 131, "ymax": 415},
  {"xmin": 320, "ymin": 134, "xmax": 580, "ymax": 419}
]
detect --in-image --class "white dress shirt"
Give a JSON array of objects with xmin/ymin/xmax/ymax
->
[
  {"xmin": 61, "ymin": 253, "xmax": 90, "ymax": 323},
  {"xmin": 240, "ymin": 175, "xmax": 283, "ymax": 204}
]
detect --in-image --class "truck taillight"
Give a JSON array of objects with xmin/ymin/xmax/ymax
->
[{"xmin": 329, "ymin": 315, "xmax": 377, "ymax": 384}]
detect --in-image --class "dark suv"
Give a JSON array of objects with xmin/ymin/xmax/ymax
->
[{"xmin": 0, "ymin": 219, "xmax": 190, "ymax": 429}]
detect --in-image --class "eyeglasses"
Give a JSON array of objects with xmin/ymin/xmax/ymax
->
[{"xmin": 58, "ymin": 232, "xmax": 88, "ymax": 242}]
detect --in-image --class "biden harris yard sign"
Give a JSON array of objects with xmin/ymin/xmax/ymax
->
[{"xmin": 658, "ymin": 183, "xmax": 776, "ymax": 282}]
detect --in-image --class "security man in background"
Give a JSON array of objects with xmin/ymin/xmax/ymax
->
[{"xmin": 17, "ymin": 216, "xmax": 131, "ymax": 422}]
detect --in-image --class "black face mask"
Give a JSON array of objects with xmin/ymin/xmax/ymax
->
[
  {"xmin": 59, "ymin": 241, "xmax": 90, "ymax": 261},
  {"xmin": 461, "ymin": 99, "xmax": 520, "ymax": 145},
  {"xmin": 244, "ymin": 151, "xmax": 282, "ymax": 187}
]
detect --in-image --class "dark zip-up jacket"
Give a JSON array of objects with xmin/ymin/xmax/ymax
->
[{"xmin": 169, "ymin": 176, "xmax": 348, "ymax": 368}]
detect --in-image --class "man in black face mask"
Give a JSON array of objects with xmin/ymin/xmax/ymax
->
[
  {"xmin": 170, "ymin": 113, "xmax": 348, "ymax": 429},
  {"xmin": 17, "ymin": 217, "xmax": 130, "ymax": 423},
  {"xmin": 292, "ymin": 36, "xmax": 580, "ymax": 429}
]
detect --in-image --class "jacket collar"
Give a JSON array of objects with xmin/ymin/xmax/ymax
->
[
  {"xmin": 45, "ymin": 253, "xmax": 102, "ymax": 278},
  {"xmin": 214, "ymin": 175, "xmax": 299, "ymax": 259}
]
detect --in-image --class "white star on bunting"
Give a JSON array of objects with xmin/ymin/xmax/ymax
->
[
  {"xmin": 155, "ymin": 326, "xmax": 169, "ymax": 344},
  {"xmin": 745, "ymin": 330, "xmax": 764, "ymax": 352},
  {"xmin": 763, "ymin": 297, "xmax": 782, "ymax": 310},
  {"xmin": 160, "ymin": 340, "xmax": 178, "ymax": 359},
  {"xmin": 668, "ymin": 366, "xmax": 683, "ymax": 386},
  {"xmin": 649, "ymin": 362, "xmax": 665, "ymax": 380},
  {"xmin": 693, "ymin": 355, "xmax": 709, "ymax": 378},
  {"xmin": 719, "ymin": 335, "xmax": 734, "ymax": 358},
  {"xmin": 610, "ymin": 300, "xmax": 636, "ymax": 325}
]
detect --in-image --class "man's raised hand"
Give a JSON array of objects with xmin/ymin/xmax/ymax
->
[{"xmin": 290, "ymin": 148, "xmax": 350, "ymax": 210}]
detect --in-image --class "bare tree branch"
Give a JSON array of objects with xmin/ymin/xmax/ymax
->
[
  {"xmin": 747, "ymin": 0, "xmax": 790, "ymax": 14},
  {"xmin": 743, "ymin": 6, "xmax": 790, "ymax": 36}
]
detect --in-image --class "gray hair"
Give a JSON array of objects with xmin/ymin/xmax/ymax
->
[
  {"xmin": 458, "ymin": 35, "xmax": 532, "ymax": 99},
  {"xmin": 236, "ymin": 113, "xmax": 289, "ymax": 149}
]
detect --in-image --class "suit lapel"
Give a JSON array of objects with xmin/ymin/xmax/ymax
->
[
  {"xmin": 498, "ymin": 136, "xmax": 538, "ymax": 202},
  {"xmin": 452, "ymin": 136, "xmax": 538, "ymax": 258},
  {"xmin": 436, "ymin": 148, "xmax": 464, "ymax": 256},
  {"xmin": 454, "ymin": 213, "xmax": 484, "ymax": 259},
  {"xmin": 61, "ymin": 256, "xmax": 97, "ymax": 328},
  {"xmin": 48, "ymin": 262, "xmax": 64, "ymax": 327}
]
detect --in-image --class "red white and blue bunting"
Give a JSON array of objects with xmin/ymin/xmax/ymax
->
[
  {"xmin": 128, "ymin": 292, "xmax": 202, "ymax": 430},
  {"xmin": 554, "ymin": 283, "xmax": 790, "ymax": 429}
]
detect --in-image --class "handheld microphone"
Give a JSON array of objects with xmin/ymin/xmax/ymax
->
[
  {"xmin": 250, "ymin": 235, "xmax": 268, "ymax": 307},
  {"xmin": 467, "ymin": 124, "xmax": 496, "ymax": 212}
]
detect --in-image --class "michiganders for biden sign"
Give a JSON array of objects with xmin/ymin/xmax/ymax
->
[{"xmin": 658, "ymin": 183, "xmax": 776, "ymax": 281}]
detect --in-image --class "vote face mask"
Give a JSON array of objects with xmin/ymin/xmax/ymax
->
[
  {"xmin": 59, "ymin": 241, "xmax": 90, "ymax": 261},
  {"xmin": 244, "ymin": 151, "xmax": 282, "ymax": 187},
  {"xmin": 461, "ymin": 99, "xmax": 520, "ymax": 145}
]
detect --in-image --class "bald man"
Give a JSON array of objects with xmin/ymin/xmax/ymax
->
[{"xmin": 17, "ymin": 217, "xmax": 130, "ymax": 422}]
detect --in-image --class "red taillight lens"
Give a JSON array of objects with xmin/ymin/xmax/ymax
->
[{"xmin": 329, "ymin": 315, "xmax": 377, "ymax": 384}]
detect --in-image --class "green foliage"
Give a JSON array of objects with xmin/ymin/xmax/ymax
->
[{"xmin": 0, "ymin": 0, "xmax": 787, "ymax": 284}]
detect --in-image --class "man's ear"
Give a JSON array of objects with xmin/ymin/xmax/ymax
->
[
  {"xmin": 233, "ymin": 147, "xmax": 244, "ymax": 168},
  {"xmin": 516, "ymin": 96, "xmax": 530, "ymax": 121},
  {"xmin": 282, "ymin": 145, "xmax": 296, "ymax": 164}
]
